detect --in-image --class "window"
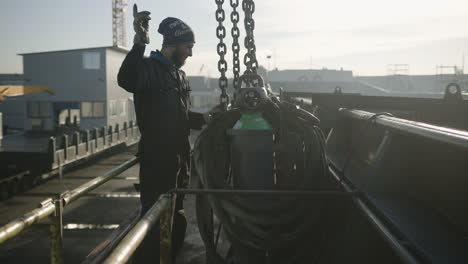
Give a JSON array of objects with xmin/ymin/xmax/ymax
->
[
  {"xmin": 81, "ymin": 101, "xmax": 105, "ymax": 118},
  {"xmin": 29, "ymin": 102, "xmax": 39, "ymax": 117},
  {"xmin": 121, "ymin": 101, "xmax": 127, "ymax": 116},
  {"xmin": 31, "ymin": 119, "xmax": 43, "ymax": 130},
  {"xmin": 39, "ymin": 102, "xmax": 49, "ymax": 116},
  {"xmin": 81, "ymin": 102, "xmax": 93, "ymax": 117},
  {"xmin": 93, "ymin": 102, "xmax": 104, "ymax": 117},
  {"xmin": 107, "ymin": 100, "xmax": 127, "ymax": 117},
  {"xmin": 28, "ymin": 101, "xmax": 50, "ymax": 118},
  {"xmin": 82, "ymin": 52, "xmax": 101, "ymax": 70},
  {"xmin": 116, "ymin": 100, "xmax": 127, "ymax": 116},
  {"xmin": 108, "ymin": 100, "xmax": 117, "ymax": 116}
]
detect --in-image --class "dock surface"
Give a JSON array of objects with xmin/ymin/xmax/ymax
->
[{"xmin": 0, "ymin": 146, "xmax": 206, "ymax": 264}]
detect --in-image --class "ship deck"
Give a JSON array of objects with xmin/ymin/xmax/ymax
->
[{"xmin": 0, "ymin": 146, "xmax": 207, "ymax": 264}]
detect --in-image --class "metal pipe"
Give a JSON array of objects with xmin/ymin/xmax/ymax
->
[
  {"xmin": 341, "ymin": 109, "xmax": 468, "ymax": 149},
  {"xmin": 103, "ymin": 194, "xmax": 171, "ymax": 264},
  {"xmin": 63, "ymin": 156, "xmax": 138, "ymax": 205},
  {"xmin": 172, "ymin": 188, "xmax": 355, "ymax": 197},
  {"xmin": 0, "ymin": 156, "xmax": 138, "ymax": 244},
  {"xmin": 0, "ymin": 199, "xmax": 55, "ymax": 244}
]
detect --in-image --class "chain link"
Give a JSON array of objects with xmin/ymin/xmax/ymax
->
[
  {"xmin": 215, "ymin": 0, "xmax": 259, "ymax": 97},
  {"xmin": 230, "ymin": 0, "xmax": 241, "ymax": 90},
  {"xmin": 242, "ymin": 0, "xmax": 258, "ymax": 87},
  {"xmin": 215, "ymin": 0, "xmax": 229, "ymax": 105}
]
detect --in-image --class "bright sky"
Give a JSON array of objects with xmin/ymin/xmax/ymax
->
[{"xmin": 0, "ymin": 0, "xmax": 467, "ymax": 76}]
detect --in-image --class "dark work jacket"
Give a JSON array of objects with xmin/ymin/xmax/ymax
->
[{"xmin": 117, "ymin": 44, "xmax": 205, "ymax": 158}]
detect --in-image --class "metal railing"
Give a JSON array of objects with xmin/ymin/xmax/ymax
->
[
  {"xmin": 0, "ymin": 156, "xmax": 139, "ymax": 264},
  {"xmin": 340, "ymin": 108, "xmax": 468, "ymax": 148},
  {"xmin": 50, "ymin": 122, "xmax": 140, "ymax": 172},
  {"xmin": 103, "ymin": 194, "xmax": 173, "ymax": 264}
]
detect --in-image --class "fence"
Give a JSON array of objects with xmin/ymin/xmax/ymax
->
[{"xmin": 49, "ymin": 121, "xmax": 140, "ymax": 173}]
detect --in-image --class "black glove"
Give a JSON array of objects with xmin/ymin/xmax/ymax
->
[
  {"xmin": 133, "ymin": 4, "xmax": 151, "ymax": 45},
  {"xmin": 203, "ymin": 104, "xmax": 224, "ymax": 124}
]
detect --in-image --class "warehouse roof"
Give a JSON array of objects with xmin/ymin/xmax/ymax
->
[{"xmin": 18, "ymin": 45, "xmax": 129, "ymax": 56}]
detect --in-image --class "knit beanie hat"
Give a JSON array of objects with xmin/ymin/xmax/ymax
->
[{"xmin": 158, "ymin": 17, "xmax": 195, "ymax": 46}]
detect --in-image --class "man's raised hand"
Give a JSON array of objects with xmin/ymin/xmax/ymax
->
[{"xmin": 133, "ymin": 4, "xmax": 151, "ymax": 45}]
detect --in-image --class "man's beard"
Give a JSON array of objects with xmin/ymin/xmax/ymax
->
[{"xmin": 172, "ymin": 49, "xmax": 186, "ymax": 68}]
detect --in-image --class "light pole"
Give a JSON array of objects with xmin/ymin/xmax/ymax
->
[{"xmin": 266, "ymin": 55, "xmax": 272, "ymax": 82}]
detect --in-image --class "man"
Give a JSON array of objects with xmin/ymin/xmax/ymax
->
[{"xmin": 117, "ymin": 4, "xmax": 206, "ymax": 263}]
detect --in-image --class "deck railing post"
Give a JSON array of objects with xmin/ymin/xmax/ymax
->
[
  {"xmin": 109, "ymin": 125, "xmax": 114, "ymax": 145},
  {"xmin": 102, "ymin": 126, "xmax": 107, "ymax": 147},
  {"xmin": 74, "ymin": 131, "xmax": 80, "ymax": 155},
  {"xmin": 160, "ymin": 194, "xmax": 175, "ymax": 264},
  {"xmin": 85, "ymin": 130, "xmax": 90, "ymax": 154},
  {"xmin": 129, "ymin": 121, "xmax": 134, "ymax": 141},
  {"xmin": 57, "ymin": 151, "xmax": 63, "ymax": 181},
  {"xmin": 93, "ymin": 128, "xmax": 99, "ymax": 152},
  {"xmin": 48, "ymin": 137, "xmax": 57, "ymax": 169},
  {"xmin": 115, "ymin": 124, "xmax": 120, "ymax": 142},
  {"xmin": 50, "ymin": 193, "xmax": 65, "ymax": 264},
  {"xmin": 63, "ymin": 134, "xmax": 69, "ymax": 161}
]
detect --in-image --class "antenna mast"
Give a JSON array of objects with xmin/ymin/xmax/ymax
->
[{"xmin": 112, "ymin": 0, "xmax": 127, "ymax": 47}]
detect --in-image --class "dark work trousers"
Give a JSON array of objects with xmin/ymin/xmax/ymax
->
[{"xmin": 133, "ymin": 153, "xmax": 188, "ymax": 264}]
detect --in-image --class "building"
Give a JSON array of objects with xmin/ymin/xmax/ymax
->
[
  {"xmin": 268, "ymin": 68, "xmax": 354, "ymax": 83},
  {"xmin": 0, "ymin": 46, "xmax": 135, "ymax": 132},
  {"xmin": 0, "ymin": 74, "xmax": 25, "ymax": 85},
  {"xmin": 0, "ymin": 74, "xmax": 25, "ymax": 135},
  {"xmin": 189, "ymin": 76, "xmax": 221, "ymax": 112},
  {"xmin": 266, "ymin": 68, "xmax": 467, "ymax": 97},
  {"xmin": 357, "ymin": 74, "xmax": 468, "ymax": 96},
  {"xmin": 267, "ymin": 68, "xmax": 370, "ymax": 94}
]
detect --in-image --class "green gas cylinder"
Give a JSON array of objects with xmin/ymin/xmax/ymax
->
[
  {"xmin": 232, "ymin": 113, "xmax": 272, "ymax": 130},
  {"xmin": 228, "ymin": 112, "xmax": 274, "ymax": 190}
]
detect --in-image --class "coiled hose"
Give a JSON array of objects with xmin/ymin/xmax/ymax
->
[{"xmin": 192, "ymin": 98, "xmax": 332, "ymax": 264}]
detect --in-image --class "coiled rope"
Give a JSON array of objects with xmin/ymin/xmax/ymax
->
[{"xmin": 193, "ymin": 98, "xmax": 332, "ymax": 263}]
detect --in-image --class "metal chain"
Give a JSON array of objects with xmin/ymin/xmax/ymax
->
[
  {"xmin": 230, "ymin": 0, "xmax": 241, "ymax": 90},
  {"xmin": 215, "ymin": 0, "xmax": 229, "ymax": 105},
  {"xmin": 242, "ymin": 0, "xmax": 259, "ymax": 87}
]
